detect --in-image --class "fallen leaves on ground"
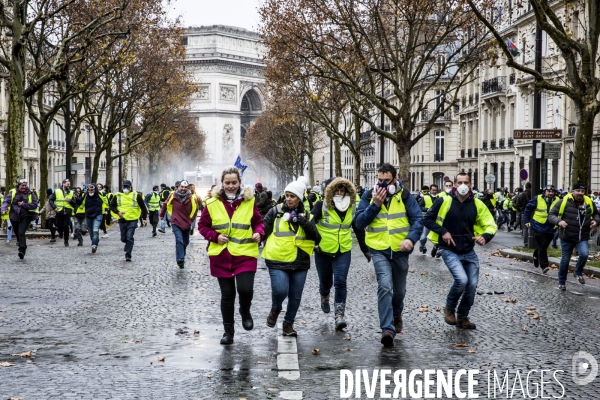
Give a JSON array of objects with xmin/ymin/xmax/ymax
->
[
  {"xmin": 419, "ymin": 306, "xmax": 429, "ymax": 313},
  {"xmin": 0, "ymin": 361, "xmax": 15, "ymax": 367},
  {"xmin": 157, "ymin": 356, "xmax": 165, "ymax": 362},
  {"xmin": 504, "ymin": 298, "xmax": 511, "ymax": 303},
  {"xmin": 525, "ymin": 310, "xmax": 533, "ymax": 315},
  {"xmin": 343, "ymin": 336, "xmax": 351, "ymax": 340},
  {"xmin": 255, "ymin": 361, "xmax": 271, "ymax": 365},
  {"xmin": 522, "ymin": 326, "xmax": 529, "ymax": 331},
  {"xmin": 420, "ymin": 271, "xmax": 429, "ymax": 276},
  {"xmin": 485, "ymin": 273, "xmax": 490, "ymax": 276},
  {"xmin": 453, "ymin": 343, "xmax": 468, "ymax": 347},
  {"xmin": 529, "ymin": 306, "xmax": 536, "ymax": 310},
  {"xmin": 511, "ymin": 298, "xmax": 517, "ymax": 303},
  {"xmin": 468, "ymin": 349, "xmax": 477, "ymax": 353},
  {"xmin": 532, "ymin": 314, "xmax": 540, "ymax": 320},
  {"xmin": 341, "ymin": 348, "xmax": 355, "ymax": 351},
  {"xmin": 435, "ymin": 306, "xmax": 441, "ymax": 312},
  {"xmin": 311, "ymin": 348, "xmax": 320, "ymax": 355},
  {"xmin": 194, "ymin": 330, "xmax": 200, "ymax": 334},
  {"xmin": 409, "ymin": 270, "xmax": 415, "ymax": 273},
  {"xmin": 11, "ymin": 351, "xmax": 32, "ymax": 358}
]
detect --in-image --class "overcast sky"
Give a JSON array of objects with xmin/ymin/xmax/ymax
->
[{"xmin": 167, "ymin": 0, "xmax": 262, "ymax": 32}]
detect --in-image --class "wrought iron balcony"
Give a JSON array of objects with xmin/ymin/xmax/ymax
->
[
  {"xmin": 467, "ymin": 148, "xmax": 472, "ymax": 158},
  {"xmin": 481, "ymin": 76, "xmax": 507, "ymax": 95},
  {"xmin": 482, "ymin": 140, "xmax": 488, "ymax": 151},
  {"xmin": 490, "ymin": 139, "xmax": 497, "ymax": 149},
  {"xmin": 499, "ymin": 138, "xmax": 505, "ymax": 149},
  {"xmin": 508, "ymin": 137, "xmax": 514, "ymax": 148}
]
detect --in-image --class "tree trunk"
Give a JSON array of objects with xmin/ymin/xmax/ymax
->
[
  {"xmin": 105, "ymin": 141, "xmax": 113, "ymax": 190},
  {"xmin": 6, "ymin": 55, "xmax": 26, "ymax": 186},
  {"xmin": 37, "ymin": 132, "xmax": 50, "ymax": 212},
  {"xmin": 91, "ymin": 147, "xmax": 101, "ymax": 183},
  {"xmin": 353, "ymin": 118, "xmax": 361, "ymax": 187},
  {"xmin": 571, "ymin": 108, "xmax": 594, "ymax": 187},
  {"xmin": 122, "ymin": 152, "xmax": 129, "ymax": 181},
  {"xmin": 334, "ymin": 136, "xmax": 342, "ymax": 177},
  {"xmin": 307, "ymin": 122, "xmax": 315, "ymax": 186},
  {"xmin": 396, "ymin": 131, "xmax": 411, "ymax": 187}
]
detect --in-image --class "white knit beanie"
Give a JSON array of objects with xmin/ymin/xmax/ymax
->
[{"xmin": 284, "ymin": 181, "xmax": 305, "ymax": 200}]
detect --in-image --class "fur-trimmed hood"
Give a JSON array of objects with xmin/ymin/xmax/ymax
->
[
  {"xmin": 324, "ymin": 177, "xmax": 356, "ymax": 209},
  {"xmin": 211, "ymin": 185, "xmax": 254, "ymax": 201}
]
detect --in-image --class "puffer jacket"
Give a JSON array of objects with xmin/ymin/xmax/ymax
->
[
  {"xmin": 262, "ymin": 201, "xmax": 320, "ymax": 271},
  {"xmin": 41, "ymin": 200, "xmax": 57, "ymax": 219},
  {"xmin": 548, "ymin": 195, "xmax": 600, "ymax": 242}
]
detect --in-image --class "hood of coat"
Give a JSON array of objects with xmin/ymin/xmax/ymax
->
[
  {"xmin": 324, "ymin": 177, "xmax": 356, "ymax": 210},
  {"xmin": 212, "ymin": 185, "xmax": 253, "ymax": 201}
]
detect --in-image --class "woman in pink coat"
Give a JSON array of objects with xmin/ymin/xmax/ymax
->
[{"xmin": 198, "ymin": 167, "xmax": 264, "ymax": 345}]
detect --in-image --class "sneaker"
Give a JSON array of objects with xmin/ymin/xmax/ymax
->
[
  {"xmin": 77, "ymin": 242, "xmax": 83, "ymax": 246},
  {"xmin": 282, "ymin": 322, "xmax": 297, "ymax": 337},
  {"xmin": 444, "ymin": 306, "xmax": 456, "ymax": 325},
  {"xmin": 6, "ymin": 240, "xmax": 10, "ymax": 244},
  {"xmin": 158, "ymin": 228, "xmax": 165, "ymax": 233},
  {"xmin": 419, "ymin": 246, "xmax": 426, "ymax": 254},
  {"xmin": 64, "ymin": 242, "xmax": 69, "ymax": 247},
  {"xmin": 266, "ymin": 308, "xmax": 281, "ymax": 328},
  {"xmin": 533, "ymin": 254, "xmax": 539, "ymax": 268},
  {"xmin": 380, "ymin": 330, "xmax": 394, "ymax": 347},
  {"xmin": 177, "ymin": 261, "xmax": 185, "ymax": 269},
  {"xmin": 320, "ymin": 294, "xmax": 330, "ymax": 313},
  {"xmin": 92, "ymin": 245, "xmax": 97, "ymax": 254},
  {"xmin": 456, "ymin": 317, "xmax": 476, "ymax": 329},
  {"xmin": 152, "ymin": 232, "xmax": 157, "ymax": 237},
  {"xmin": 393, "ymin": 315, "xmax": 403, "ymax": 333},
  {"xmin": 435, "ymin": 250, "xmax": 441, "ymax": 258},
  {"xmin": 575, "ymin": 274, "xmax": 585, "ymax": 284},
  {"xmin": 50, "ymin": 238, "xmax": 56, "ymax": 243},
  {"xmin": 125, "ymin": 256, "xmax": 132, "ymax": 262},
  {"xmin": 558, "ymin": 284, "xmax": 566, "ymax": 291},
  {"xmin": 18, "ymin": 251, "xmax": 24, "ymax": 259},
  {"xmin": 542, "ymin": 266, "xmax": 549, "ymax": 274},
  {"xmin": 102, "ymin": 234, "xmax": 109, "ymax": 238}
]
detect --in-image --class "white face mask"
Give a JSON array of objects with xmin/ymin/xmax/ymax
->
[
  {"xmin": 89, "ymin": 192, "xmax": 95, "ymax": 197},
  {"xmin": 457, "ymin": 184, "xmax": 470, "ymax": 196},
  {"xmin": 445, "ymin": 188, "xmax": 452, "ymax": 193},
  {"xmin": 226, "ymin": 193, "xmax": 237, "ymax": 200},
  {"xmin": 123, "ymin": 188, "xmax": 130, "ymax": 194},
  {"xmin": 333, "ymin": 195, "xmax": 351, "ymax": 212}
]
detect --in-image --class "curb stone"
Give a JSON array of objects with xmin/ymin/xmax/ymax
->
[{"xmin": 498, "ymin": 248, "xmax": 600, "ymax": 279}]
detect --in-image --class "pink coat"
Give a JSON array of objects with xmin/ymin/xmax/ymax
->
[{"xmin": 198, "ymin": 187, "xmax": 265, "ymax": 278}]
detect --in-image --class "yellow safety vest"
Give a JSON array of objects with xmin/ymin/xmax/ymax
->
[
  {"xmin": 75, "ymin": 193, "xmax": 109, "ymax": 216},
  {"xmin": 115, "ymin": 192, "xmax": 141, "ymax": 221},
  {"xmin": 439, "ymin": 191, "xmax": 449, "ymax": 198},
  {"xmin": 316, "ymin": 203, "xmax": 355, "ymax": 254},
  {"xmin": 263, "ymin": 205, "xmax": 316, "ymax": 262},
  {"xmin": 365, "ymin": 189, "xmax": 411, "ymax": 252},
  {"xmin": 421, "ymin": 193, "xmax": 433, "ymax": 214},
  {"xmin": 166, "ymin": 193, "xmax": 198, "ymax": 219},
  {"xmin": 557, "ymin": 193, "xmax": 594, "ymax": 220},
  {"xmin": 147, "ymin": 193, "xmax": 161, "ymax": 211},
  {"xmin": 532, "ymin": 195, "xmax": 559, "ymax": 225},
  {"xmin": 3, "ymin": 189, "xmax": 39, "ymax": 219},
  {"xmin": 54, "ymin": 188, "xmax": 74, "ymax": 212},
  {"xmin": 428, "ymin": 196, "xmax": 497, "ymax": 244},
  {"xmin": 206, "ymin": 197, "xmax": 257, "ymax": 258}
]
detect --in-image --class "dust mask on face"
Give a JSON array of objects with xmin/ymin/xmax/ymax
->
[
  {"xmin": 226, "ymin": 193, "xmax": 237, "ymax": 200},
  {"xmin": 445, "ymin": 188, "xmax": 452, "ymax": 194},
  {"xmin": 89, "ymin": 192, "xmax": 95, "ymax": 197},
  {"xmin": 123, "ymin": 188, "xmax": 130, "ymax": 194},
  {"xmin": 457, "ymin": 184, "xmax": 469, "ymax": 196},
  {"xmin": 333, "ymin": 195, "xmax": 351, "ymax": 212}
]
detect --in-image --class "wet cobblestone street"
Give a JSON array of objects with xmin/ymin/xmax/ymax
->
[{"xmin": 1, "ymin": 227, "xmax": 599, "ymax": 399}]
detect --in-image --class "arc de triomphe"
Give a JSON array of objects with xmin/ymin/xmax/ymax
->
[{"xmin": 184, "ymin": 25, "xmax": 265, "ymax": 174}]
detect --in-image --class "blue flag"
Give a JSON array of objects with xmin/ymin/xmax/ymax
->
[{"xmin": 234, "ymin": 155, "xmax": 247, "ymax": 176}]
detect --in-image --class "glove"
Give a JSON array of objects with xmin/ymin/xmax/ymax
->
[{"xmin": 363, "ymin": 252, "xmax": 372, "ymax": 263}]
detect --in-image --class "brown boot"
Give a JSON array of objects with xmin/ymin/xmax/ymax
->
[
  {"xmin": 444, "ymin": 307, "xmax": 456, "ymax": 325},
  {"xmin": 266, "ymin": 308, "xmax": 281, "ymax": 328},
  {"xmin": 393, "ymin": 315, "xmax": 403, "ymax": 333},
  {"xmin": 456, "ymin": 317, "xmax": 476, "ymax": 329}
]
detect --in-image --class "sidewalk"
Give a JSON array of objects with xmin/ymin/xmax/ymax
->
[{"xmin": 498, "ymin": 247, "xmax": 600, "ymax": 279}]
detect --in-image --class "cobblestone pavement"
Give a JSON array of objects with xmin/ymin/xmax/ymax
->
[{"xmin": 1, "ymin": 227, "xmax": 600, "ymax": 399}]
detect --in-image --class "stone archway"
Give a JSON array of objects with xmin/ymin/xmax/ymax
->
[{"xmin": 240, "ymin": 87, "xmax": 263, "ymax": 157}]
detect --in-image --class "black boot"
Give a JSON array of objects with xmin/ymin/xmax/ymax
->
[
  {"xmin": 239, "ymin": 307, "xmax": 254, "ymax": 331},
  {"xmin": 220, "ymin": 323, "xmax": 234, "ymax": 345}
]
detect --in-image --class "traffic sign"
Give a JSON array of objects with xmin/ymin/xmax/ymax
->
[
  {"xmin": 55, "ymin": 163, "xmax": 84, "ymax": 172},
  {"xmin": 519, "ymin": 169, "xmax": 528, "ymax": 180},
  {"xmin": 535, "ymin": 142, "xmax": 543, "ymax": 159},
  {"xmin": 443, "ymin": 176, "xmax": 450, "ymax": 182},
  {"xmin": 544, "ymin": 143, "xmax": 561, "ymax": 159},
  {"xmin": 513, "ymin": 129, "xmax": 562, "ymax": 139},
  {"xmin": 485, "ymin": 174, "xmax": 496, "ymax": 184}
]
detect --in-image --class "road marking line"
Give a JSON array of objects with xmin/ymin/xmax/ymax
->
[
  {"xmin": 276, "ymin": 322, "xmax": 301, "ymax": 383},
  {"xmin": 280, "ymin": 391, "xmax": 303, "ymax": 399}
]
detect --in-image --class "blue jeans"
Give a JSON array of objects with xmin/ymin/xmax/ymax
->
[
  {"xmin": 268, "ymin": 268, "xmax": 308, "ymax": 324},
  {"xmin": 119, "ymin": 220, "xmax": 138, "ymax": 257},
  {"xmin": 371, "ymin": 251, "xmax": 409, "ymax": 335},
  {"xmin": 171, "ymin": 224, "xmax": 190, "ymax": 263},
  {"xmin": 558, "ymin": 240, "xmax": 588, "ymax": 284},
  {"xmin": 551, "ymin": 229, "xmax": 559, "ymax": 246},
  {"xmin": 314, "ymin": 251, "xmax": 351, "ymax": 306},
  {"xmin": 440, "ymin": 249, "xmax": 479, "ymax": 318},
  {"xmin": 419, "ymin": 227, "xmax": 430, "ymax": 248},
  {"xmin": 85, "ymin": 214, "xmax": 104, "ymax": 246}
]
